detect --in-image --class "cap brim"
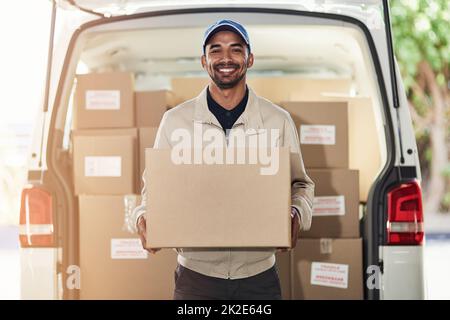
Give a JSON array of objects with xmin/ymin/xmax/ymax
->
[{"xmin": 203, "ymin": 24, "xmax": 249, "ymax": 48}]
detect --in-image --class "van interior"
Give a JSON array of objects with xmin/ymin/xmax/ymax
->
[{"xmin": 64, "ymin": 23, "xmax": 387, "ymax": 201}]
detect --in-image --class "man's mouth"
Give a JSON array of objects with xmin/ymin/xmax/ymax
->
[{"xmin": 215, "ymin": 65, "xmax": 239, "ymax": 75}]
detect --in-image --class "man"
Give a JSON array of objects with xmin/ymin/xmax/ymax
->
[{"xmin": 131, "ymin": 19, "xmax": 314, "ymax": 300}]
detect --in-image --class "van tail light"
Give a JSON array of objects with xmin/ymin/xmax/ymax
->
[
  {"xmin": 387, "ymin": 181, "xmax": 424, "ymax": 245},
  {"xmin": 19, "ymin": 185, "xmax": 55, "ymax": 247}
]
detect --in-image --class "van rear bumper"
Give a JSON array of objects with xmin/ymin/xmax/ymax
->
[{"xmin": 379, "ymin": 245, "xmax": 425, "ymax": 300}]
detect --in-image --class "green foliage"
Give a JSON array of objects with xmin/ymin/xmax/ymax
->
[
  {"xmin": 391, "ymin": 0, "xmax": 449, "ymax": 212},
  {"xmin": 391, "ymin": 0, "xmax": 450, "ymax": 91},
  {"xmin": 443, "ymin": 164, "xmax": 450, "ymax": 178},
  {"xmin": 442, "ymin": 192, "xmax": 450, "ymax": 211}
]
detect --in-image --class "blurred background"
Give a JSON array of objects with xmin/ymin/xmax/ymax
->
[
  {"xmin": 0, "ymin": 0, "xmax": 53, "ymax": 300},
  {"xmin": 0, "ymin": 0, "xmax": 449, "ymax": 299}
]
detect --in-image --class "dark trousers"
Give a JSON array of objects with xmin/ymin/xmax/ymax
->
[{"xmin": 173, "ymin": 264, "xmax": 282, "ymax": 300}]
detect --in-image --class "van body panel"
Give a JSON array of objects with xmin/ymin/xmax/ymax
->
[
  {"xmin": 20, "ymin": 248, "xmax": 58, "ymax": 299},
  {"xmin": 380, "ymin": 246, "xmax": 425, "ymax": 300}
]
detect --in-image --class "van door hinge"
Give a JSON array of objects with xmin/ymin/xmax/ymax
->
[{"xmin": 379, "ymin": 260, "xmax": 384, "ymax": 274}]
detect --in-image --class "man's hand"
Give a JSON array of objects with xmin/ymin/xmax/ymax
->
[
  {"xmin": 137, "ymin": 215, "xmax": 160, "ymax": 254},
  {"xmin": 290, "ymin": 208, "xmax": 300, "ymax": 249},
  {"xmin": 277, "ymin": 208, "xmax": 300, "ymax": 252}
]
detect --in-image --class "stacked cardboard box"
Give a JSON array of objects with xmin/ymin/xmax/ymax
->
[
  {"xmin": 135, "ymin": 90, "xmax": 175, "ymax": 188},
  {"xmin": 74, "ymin": 72, "xmax": 135, "ymax": 129},
  {"xmin": 72, "ymin": 72, "xmax": 177, "ymax": 299},
  {"xmin": 135, "ymin": 90, "xmax": 175, "ymax": 127},
  {"xmin": 276, "ymin": 250, "xmax": 292, "ymax": 300},
  {"xmin": 300, "ymin": 169, "xmax": 360, "ymax": 239},
  {"xmin": 72, "ymin": 128, "xmax": 138, "ymax": 195},
  {"xmin": 292, "ymin": 239, "xmax": 363, "ymax": 299},
  {"xmin": 79, "ymin": 195, "xmax": 177, "ymax": 299},
  {"xmin": 280, "ymin": 100, "xmax": 363, "ymax": 300},
  {"xmin": 284, "ymin": 97, "xmax": 380, "ymax": 201}
]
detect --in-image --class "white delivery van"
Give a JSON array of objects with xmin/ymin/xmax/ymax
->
[{"xmin": 20, "ymin": 0, "xmax": 425, "ymax": 300}]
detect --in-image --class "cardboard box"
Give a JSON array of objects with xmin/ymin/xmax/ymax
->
[
  {"xmin": 170, "ymin": 77, "xmax": 351, "ymax": 105},
  {"xmin": 73, "ymin": 129, "xmax": 137, "ymax": 195},
  {"xmin": 276, "ymin": 251, "xmax": 292, "ymax": 300},
  {"xmin": 248, "ymin": 78, "xmax": 352, "ymax": 105},
  {"xmin": 301, "ymin": 169, "xmax": 360, "ymax": 238},
  {"xmin": 135, "ymin": 90, "xmax": 174, "ymax": 127},
  {"xmin": 286, "ymin": 96, "xmax": 381, "ymax": 201},
  {"xmin": 138, "ymin": 127, "xmax": 159, "ymax": 188},
  {"xmin": 292, "ymin": 238, "xmax": 363, "ymax": 300},
  {"xmin": 72, "ymin": 128, "xmax": 138, "ymax": 139},
  {"xmin": 79, "ymin": 195, "xmax": 177, "ymax": 299},
  {"xmin": 346, "ymin": 97, "xmax": 380, "ymax": 202},
  {"xmin": 145, "ymin": 148, "xmax": 292, "ymax": 248},
  {"xmin": 281, "ymin": 101, "xmax": 349, "ymax": 168},
  {"xmin": 74, "ymin": 72, "xmax": 135, "ymax": 129},
  {"xmin": 171, "ymin": 77, "xmax": 209, "ymax": 104}
]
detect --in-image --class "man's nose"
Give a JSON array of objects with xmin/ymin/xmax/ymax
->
[{"xmin": 219, "ymin": 49, "xmax": 233, "ymax": 63}]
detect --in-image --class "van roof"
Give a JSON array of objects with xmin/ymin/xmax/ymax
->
[{"xmin": 59, "ymin": 0, "xmax": 384, "ymax": 24}]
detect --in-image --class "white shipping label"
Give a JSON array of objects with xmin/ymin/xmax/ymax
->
[
  {"xmin": 85, "ymin": 90, "xmax": 120, "ymax": 110},
  {"xmin": 111, "ymin": 239, "xmax": 148, "ymax": 260},
  {"xmin": 311, "ymin": 262, "xmax": 349, "ymax": 289},
  {"xmin": 300, "ymin": 125, "xmax": 336, "ymax": 145},
  {"xmin": 84, "ymin": 156, "xmax": 122, "ymax": 177},
  {"xmin": 312, "ymin": 196, "xmax": 346, "ymax": 216}
]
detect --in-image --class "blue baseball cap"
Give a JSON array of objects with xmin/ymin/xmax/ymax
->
[{"xmin": 203, "ymin": 19, "xmax": 251, "ymax": 54}]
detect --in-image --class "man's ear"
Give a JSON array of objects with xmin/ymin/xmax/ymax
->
[
  {"xmin": 247, "ymin": 52, "xmax": 254, "ymax": 68},
  {"xmin": 201, "ymin": 55, "xmax": 207, "ymax": 69}
]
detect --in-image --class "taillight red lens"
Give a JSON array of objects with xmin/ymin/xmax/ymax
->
[
  {"xmin": 387, "ymin": 181, "xmax": 424, "ymax": 245},
  {"xmin": 19, "ymin": 186, "xmax": 54, "ymax": 247}
]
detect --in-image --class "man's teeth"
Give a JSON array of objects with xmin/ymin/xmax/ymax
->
[{"xmin": 219, "ymin": 68, "xmax": 235, "ymax": 72}]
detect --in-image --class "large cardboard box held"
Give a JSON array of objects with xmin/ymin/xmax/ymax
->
[
  {"xmin": 79, "ymin": 195, "xmax": 177, "ymax": 299},
  {"xmin": 73, "ymin": 129, "xmax": 137, "ymax": 195},
  {"xmin": 135, "ymin": 90, "xmax": 174, "ymax": 127},
  {"xmin": 301, "ymin": 169, "xmax": 360, "ymax": 238},
  {"xmin": 138, "ymin": 127, "xmax": 159, "ymax": 187},
  {"xmin": 74, "ymin": 72, "xmax": 135, "ymax": 129},
  {"xmin": 292, "ymin": 238, "xmax": 363, "ymax": 300},
  {"xmin": 281, "ymin": 101, "xmax": 349, "ymax": 168},
  {"xmin": 145, "ymin": 148, "xmax": 292, "ymax": 248}
]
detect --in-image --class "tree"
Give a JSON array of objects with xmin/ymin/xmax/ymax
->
[{"xmin": 391, "ymin": 0, "xmax": 450, "ymax": 213}]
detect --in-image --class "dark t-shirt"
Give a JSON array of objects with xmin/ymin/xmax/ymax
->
[{"xmin": 206, "ymin": 87, "xmax": 249, "ymax": 134}]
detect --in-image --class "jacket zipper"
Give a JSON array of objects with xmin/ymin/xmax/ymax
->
[{"xmin": 205, "ymin": 121, "xmax": 245, "ymax": 279}]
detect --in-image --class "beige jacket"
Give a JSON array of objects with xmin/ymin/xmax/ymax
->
[{"xmin": 131, "ymin": 86, "xmax": 314, "ymax": 279}]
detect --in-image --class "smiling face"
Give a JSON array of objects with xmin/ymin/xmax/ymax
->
[{"xmin": 201, "ymin": 30, "xmax": 254, "ymax": 89}]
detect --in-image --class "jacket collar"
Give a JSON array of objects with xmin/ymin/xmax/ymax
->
[{"xmin": 193, "ymin": 85, "xmax": 264, "ymax": 130}]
